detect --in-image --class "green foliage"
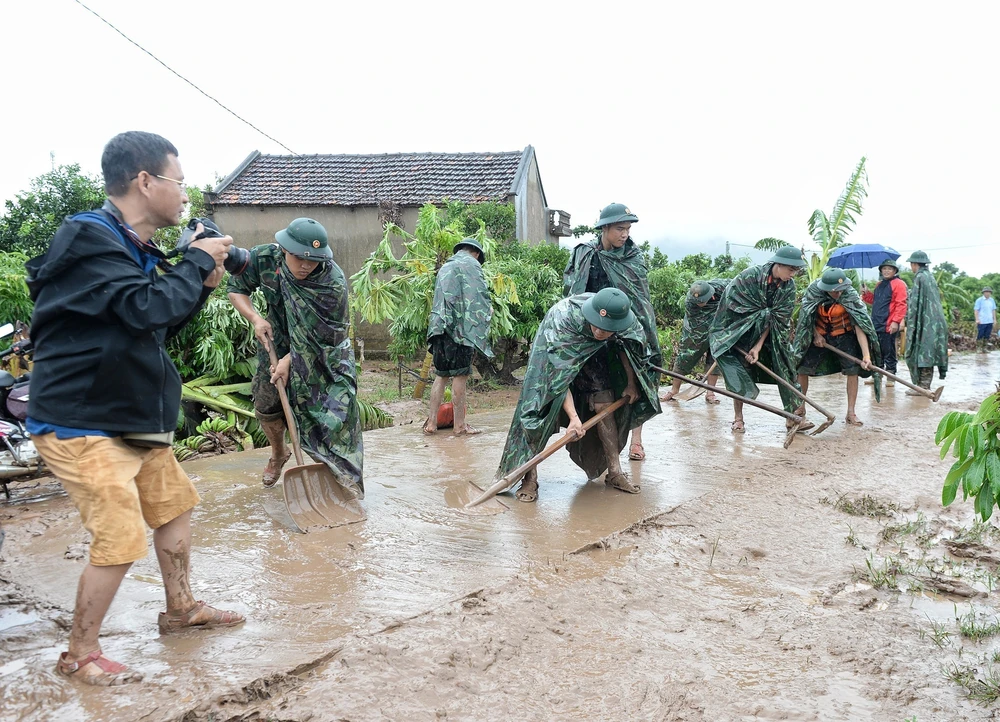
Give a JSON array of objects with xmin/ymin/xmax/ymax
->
[
  {"xmin": 753, "ymin": 237, "xmax": 791, "ymax": 253},
  {"xmin": 936, "ymin": 391, "xmax": 1000, "ymax": 521},
  {"xmin": 933, "ymin": 269, "xmax": 975, "ymax": 321},
  {"xmin": 167, "ymin": 284, "xmax": 262, "ymax": 381},
  {"xmin": 0, "ymin": 164, "xmax": 106, "ymax": 255},
  {"xmin": 358, "ymin": 398, "xmax": 394, "ymax": 430},
  {"xmin": 444, "ymin": 200, "xmax": 516, "ymax": 243},
  {"xmin": 0, "ymin": 251, "xmax": 32, "ymax": 325}
]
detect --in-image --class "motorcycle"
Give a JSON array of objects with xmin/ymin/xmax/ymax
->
[{"xmin": 0, "ymin": 322, "xmax": 43, "ymax": 497}]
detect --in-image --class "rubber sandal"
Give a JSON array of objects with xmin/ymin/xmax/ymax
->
[
  {"xmin": 659, "ymin": 392, "xmax": 677, "ymax": 402},
  {"xmin": 605, "ymin": 471, "xmax": 640, "ymax": 494},
  {"xmin": 158, "ymin": 601, "xmax": 246, "ymax": 633},
  {"xmin": 731, "ymin": 420, "xmax": 746, "ymax": 434},
  {"xmin": 705, "ymin": 392, "xmax": 720, "ymax": 405},
  {"xmin": 56, "ymin": 650, "xmax": 143, "ymax": 686},
  {"xmin": 846, "ymin": 416, "xmax": 864, "ymax": 427},
  {"xmin": 515, "ymin": 477, "xmax": 538, "ymax": 503},
  {"xmin": 628, "ymin": 442, "xmax": 645, "ymax": 461},
  {"xmin": 454, "ymin": 425, "xmax": 483, "ymax": 436},
  {"xmin": 262, "ymin": 453, "xmax": 291, "ymax": 487}
]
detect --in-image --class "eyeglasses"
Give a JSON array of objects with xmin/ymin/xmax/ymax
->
[{"xmin": 154, "ymin": 174, "xmax": 187, "ymax": 191}]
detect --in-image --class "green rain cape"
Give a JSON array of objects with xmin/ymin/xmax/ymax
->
[
  {"xmin": 904, "ymin": 268, "xmax": 949, "ymax": 382},
  {"xmin": 674, "ymin": 278, "xmax": 729, "ymax": 375},
  {"xmin": 791, "ymin": 282, "xmax": 883, "ymax": 402},
  {"xmin": 563, "ymin": 238, "xmax": 662, "ymax": 368},
  {"xmin": 427, "ymin": 250, "xmax": 493, "ymax": 358},
  {"xmin": 276, "ymin": 258, "xmax": 365, "ymax": 498},
  {"xmin": 493, "ymin": 294, "xmax": 660, "ymax": 487},
  {"xmin": 708, "ymin": 263, "xmax": 800, "ymax": 412}
]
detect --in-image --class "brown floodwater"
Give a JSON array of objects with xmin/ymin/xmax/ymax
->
[{"xmin": 1, "ymin": 353, "xmax": 997, "ymax": 721}]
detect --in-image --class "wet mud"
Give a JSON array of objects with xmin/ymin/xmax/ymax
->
[{"xmin": 2, "ymin": 354, "xmax": 1000, "ymax": 720}]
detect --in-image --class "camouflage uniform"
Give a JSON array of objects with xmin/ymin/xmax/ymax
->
[
  {"xmin": 904, "ymin": 268, "xmax": 949, "ymax": 387},
  {"xmin": 709, "ymin": 263, "xmax": 801, "ymax": 412},
  {"xmin": 427, "ymin": 250, "xmax": 493, "ymax": 376},
  {"xmin": 493, "ymin": 294, "xmax": 659, "ymax": 487},
  {"xmin": 674, "ymin": 279, "xmax": 728, "ymax": 376},
  {"xmin": 229, "ymin": 244, "xmax": 364, "ymax": 496}
]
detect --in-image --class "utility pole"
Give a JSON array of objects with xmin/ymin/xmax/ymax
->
[
  {"xmin": 725, "ymin": 240, "xmax": 730, "ymax": 257},
  {"xmin": 50, "ymin": 151, "xmax": 55, "ymax": 171}
]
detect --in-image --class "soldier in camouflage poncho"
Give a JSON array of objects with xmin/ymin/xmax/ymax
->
[
  {"xmin": 228, "ymin": 218, "xmax": 363, "ymax": 496},
  {"xmin": 903, "ymin": 251, "xmax": 948, "ymax": 391},
  {"xmin": 493, "ymin": 289, "xmax": 660, "ymax": 503},
  {"xmin": 423, "ymin": 239, "xmax": 493, "ymax": 436},
  {"xmin": 791, "ymin": 268, "xmax": 881, "ymax": 427},
  {"xmin": 660, "ymin": 279, "xmax": 728, "ymax": 404},
  {"xmin": 709, "ymin": 246, "xmax": 806, "ymax": 433},
  {"xmin": 564, "ymin": 203, "xmax": 661, "ymax": 462}
]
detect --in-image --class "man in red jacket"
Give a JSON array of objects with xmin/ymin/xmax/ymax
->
[{"xmin": 861, "ymin": 258, "xmax": 907, "ymax": 386}]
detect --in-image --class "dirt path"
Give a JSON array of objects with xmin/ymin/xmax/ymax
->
[{"xmin": 3, "ymin": 354, "xmax": 1000, "ymax": 721}]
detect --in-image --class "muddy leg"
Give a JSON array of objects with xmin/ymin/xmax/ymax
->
[
  {"xmin": 452, "ymin": 375, "xmax": 480, "ymax": 434},
  {"xmin": 660, "ymin": 376, "xmax": 683, "ymax": 402},
  {"xmin": 154, "ymin": 509, "xmax": 198, "ymax": 615},
  {"xmin": 596, "ymin": 409, "xmax": 639, "ymax": 492},
  {"xmin": 425, "ymin": 375, "xmax": 448, "ymax": 433},
  {"xmin": 256, "ymin": 412, "xmax": 289, "ymax": 486},
  {"xmin": 67, "ymin": 562, "xmax": 131, "ymax": 660},
  {"xmin": 846, "ymin": 375, "xmax": 862, "ymax": 425},
  {"xmin": 732, "ymin": 398, "xmax": 745, "ymax": 432}
]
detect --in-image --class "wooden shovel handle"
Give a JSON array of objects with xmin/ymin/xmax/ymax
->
[
  {"xmin": 465, "ymin": 396, "xmax": 629, "ymax": 509},
  {"xmin": 820, "ymin": 342, "xmax": 937, "ymax": 399},
  {"xmin": 652, "ymin": 364, "xmax": 801, "ymax": 421},
  {"xmin": 736, "ymin": 346, "xmax": 835, "ymax": 420},
  {"xmin": 267, "ymin": 345, "xmax": 305, "ymax": 466}
]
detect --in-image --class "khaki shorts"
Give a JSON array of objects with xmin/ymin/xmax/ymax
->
[{"xmin": 33, "ymin": 434, "xmax": 200, "ymax": 566}]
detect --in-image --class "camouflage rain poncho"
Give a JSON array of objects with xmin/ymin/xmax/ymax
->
[
  {"xmin": 427, "ymin": 250, "xmax": 493, "ymax": 357},
  {"xmin": 275, "ymin": 258, "xmax": 364, "ymax": 498},
  {"xmin": 564, "ymin": 238, "xmax": 662, "ymax": 368},
  {"xmin": 904, "ymin": 268, "xmax": 949, "ymax": 381},
  {"xmin": 709, "ymin": 263, "xmax": 801, "ymax": 412},
  {"xmin": 493, "ymin": 294, "xmax": 660, "ymax": 487},
  {"xmin": 674, "ymin": 278, "xmax": 729, "ymax": 375},
  {"xmin": 791, "ymin": 282, "xmax": 883, "ymax": 402}
]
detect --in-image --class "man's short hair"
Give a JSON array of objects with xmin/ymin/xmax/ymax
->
[{"xmin": 102, "ymin": 131, "xmax": 179, "ymax": 196}]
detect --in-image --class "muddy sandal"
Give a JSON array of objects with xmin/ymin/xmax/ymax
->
[
  {"xmin": 262, "ymin": 453, "xmax": 291, "ymax": 487},
  {"xmin": 515, "ymin": 477, "xmax": 538, "ymax": 503},
  {"xmin": 731, "ymin": 419, "xmax": 746, "ymax": 434},
  {"xmin": 705, "ymin": 391, "xmax": 720, "ymax": 405},
  {"xmin": 158, "ymin": 601, "xmax": 246, "ymax": 633},
  {"xmin": 659, "ymin": 392, "xmax": 677, "ymax": 402},
  {"xmin": 56, "ymin": 650, "xmax": 143, "ymax": 686},
  {"xmin": 845, "ymin": 415, "xmax": 864, "ymax": 427},
  {"xmin": 605, "ymin": 471, "xmax": 640, "ymax": 494},
  {"xmin": 628, "ymin": 442, "xmax": 645, "ymax": 461},
  {"xmin": 454, "ymin": 425, "xmax": 483, "ymax": 436}
]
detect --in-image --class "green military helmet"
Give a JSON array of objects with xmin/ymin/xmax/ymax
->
[
  {"xmin": 817, "ymin": 267, "xmax": 852, "ymax": 292},
  {"xmin": 984, "ymin": 287, "xmax": 993, "ymax": 293},
  {"xmin": 769, "ymin": 245, "xmax": 808, "ymax": 267},
  {"xmin": 878, "ymin": 258, "xmax": 900, "ymax": 272},
  {"xmin": 906, "ymin": 250, "xmax": 931, "ymax": 264},
  {"xmin": 275, "ymin": 218, "xmax": 333, "ymax": 260},
  {"xmin": 689, "ymin": 280, "xmax": 715, "ymax": 304},
  {"xmin": 583, "ymin": 288, "xmax": 635, "ymax": 333},
  {"xmin": 453, "ymin": 238, "xmax": 485, "ymax": 264},
  {"xmin": 594, "ymin": 202, "xmax": 639, "ymax": 228}
]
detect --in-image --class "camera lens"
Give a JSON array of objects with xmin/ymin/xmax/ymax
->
[{"xmin": 224, "ymin": 246, "xmax": 251, "ymax": 276}]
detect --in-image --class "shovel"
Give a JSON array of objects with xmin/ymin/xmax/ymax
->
[
  {"xmin": 673, "ymin": 361, "xmax": 719, "ymax": 402},
  {"xmin": 464, "ymin": 397, "xmax": 629, "ymax": 510},
  {"xmin": 821, "ymin": 343, "xmax": 944, "ymax": 401},
  {"xmin": 268, "ymin": 346, "xmax": 365, "ymax": 532},
  {"xmin": 736, "ymin": 347, "xmax": 835, "ymax": 435},
  {"xmin": 652, "ymin": 364, "xmax": 806, "ymax": 449}
]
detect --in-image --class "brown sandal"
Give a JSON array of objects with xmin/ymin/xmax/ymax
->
[
  {"xmin": 262, "ymin": 453, "xmax": 291, "ymax": 487},
  {"xmin": 158, "ymin": 601, "xmax": 246, "ymax": 633},
  {"xmin": 515, "ymin": 476, "xmax": 538, "ymax": 503},
  {"xmin": 605, "ymin": 471, "xmax": 640, "ymax": 494},
  {"xmin": 704, "ymin": 391, "xmax": 720, "ymax": 405},
  {"xmin": 56, "ymin": 649, "xmax": 143, "ymax": 686},
  {"xmin": 628, "ymin": 442, "xmax": 645, "ymax": 461}
]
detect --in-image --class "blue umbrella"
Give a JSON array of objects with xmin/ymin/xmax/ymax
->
[{"xmin": 827, "ymin": 243, "xmax": 901, "ymax": 269}]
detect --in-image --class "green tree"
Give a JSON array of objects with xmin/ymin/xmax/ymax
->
[
  {"xmin": 936, "ymin": 261, "xmax": 961, "ymax": 276},
  {"xmin": 444, "ymin": 200, "xmax": 516, "ymax": 244},
  {"xmin": 0, "ymin": 252, "xmax": 32, "ymax": 340},
  {"xmin": 0, "ymin": 164, "xmax": 106, "ymax": 255}
]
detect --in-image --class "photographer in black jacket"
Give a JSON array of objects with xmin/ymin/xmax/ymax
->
[{"xmin": 25, "ymin": 131, "xmax": 245, "ymax": 686}]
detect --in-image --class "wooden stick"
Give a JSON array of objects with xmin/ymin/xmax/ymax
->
[
  {"xmin": 465, "ymin": 397, "xmax": 629, "ymax": 509},
  {"xmin": 652, "ymin": 364, "xmax": 803, "ymax": 422},
  {"xmin": 736, "ymin": 346, "xmax": 836, "ymax": 423},
  {"xmin": 268, "ymin": 345, "xmax": 304, "ymax": 466},
  {"xmin": 821, "ymin": 342, "xmax": 943, "ymax": 401}
]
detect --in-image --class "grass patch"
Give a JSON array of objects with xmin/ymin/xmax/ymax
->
[
  {"xmin": 822, "ymin": 493, "xmax": 899, "ymax": 519},
  {"xmin": 944, "ymin": 662, "xmax": 1000, "ymax": 704},
  {"xmin": 953, "ymin": 520, "xmax": 1000, "ymax": 546},
  {"xmin": 957, "ymin": 608, "xmax": 1000, "ymax": 641},
  {"xmin": 853, "ymin": 554, "xmax": 904, "ymax": 590},
  {"xmin": 880, "ymin": 512, "xmax": 931, "ymax": 546}
]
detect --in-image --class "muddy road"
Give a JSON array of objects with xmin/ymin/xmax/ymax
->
[{"xmin": 3, "ymin": 354, "xmax": 1000, "ymax": 721}]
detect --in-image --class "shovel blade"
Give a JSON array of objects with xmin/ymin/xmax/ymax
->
[
  {"xmin": 675, "ymin": 383, "xmax": 707, "ymax": 402},
  {"xmin": 282, "ymin": 463, "xmax": 366, "ymax": 532},
  {"xmin": 445, "ymin": 482, "xmax": 509, "ymax": 515},
  {"xmin": 809, "ymin": 418, "xmax": 836, "ymax": 436},
  {"xmin": 932, "ymin": 386, "xmax": 945, "ymax": 402}
]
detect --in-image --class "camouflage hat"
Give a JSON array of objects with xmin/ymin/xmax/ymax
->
[
  {"xmin": 689, "ymin": 280, "xmax": 715, "ymax": 304},
  {"xmin": 769, "ymin": 246, "xmax": 808, "ymax": 268},
  {"xmin": 594, "ymin": 203, "xmax": 639, "ymax": 228},
  {"xmin": 878, "ymin": 258, "xmax": 900, "ymax": 272},
  {"xmin": 817, "ymin": 267, "xmax": 852, "ymax": 292},
  {"xmin": 275, "ymin": 218, "xmax": 332, "ymax": 260},
  {"xmin": 906, "ymin": 250, "xmax": 931, "ymax": 264},
  {"xmin": 583, "ymin": 288, "xmax": 635, "ymax": 333},
  {"xmin": 453, "ymin": 238, "xmax": 485, "ymax": 263}
]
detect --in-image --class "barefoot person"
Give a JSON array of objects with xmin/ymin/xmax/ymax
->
[
  {"xmin": 563, "ymin": 203, "xmax": 661, "ymax": 461},
  {"xmin": 228, "ymin": 219, "xmax": 364, "ymax": 497},
  {"xmin": 423, "ymin": 238, "xmax": 493, "ymax": 436},
  {"xmin": 792, "ymin": 268, "xmax": 880, "ymax": 426},
  {"xmin": 709, "ymin": 246, "xmax": 806, "ymax": 433},
  {"xmin": 25, "ymin": 131, "xmax": 244, "ymax": 685},
  {"xmin": 493, "ymin": 289, "xmax": 659, "ymax": 503},
  {"xmin": 660, "ymin": 279, "xmax": 728, "ymax": 404},
  {"xmin": 904, "ymin": 251, "xmax": 948, "ymax": 393}
]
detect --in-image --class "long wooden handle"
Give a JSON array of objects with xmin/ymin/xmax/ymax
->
[
  {"xmin": 466, "ymin": 396, "xmax": 629, "ymax": 509},
  {"xmin": 268, "ymin": 345, "xmax": 305, "ymax": 466},
  {"xmin": 652, "ymin": 364, "xmax": 801, "ymax": 421},
  {"xmin": 821, "ymin": 342, "xmax": 936, "ymax": 399},
  {"xmin": 736, "ymin": 347, "xmax": 835, "ymax": 420}
]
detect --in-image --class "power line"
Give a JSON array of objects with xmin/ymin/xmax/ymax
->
[{"xmin": 71, "ymin": 0, "xmax": 297, "ymax": 155}]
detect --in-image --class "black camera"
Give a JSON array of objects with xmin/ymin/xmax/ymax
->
[{"xmin": 177, "ymin": 217, "xmax": 250, "ymax": 276}]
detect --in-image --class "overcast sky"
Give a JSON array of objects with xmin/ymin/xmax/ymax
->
[{"xmin": 4, "ymin": 1, "xmax": 997, "ymax": 275}]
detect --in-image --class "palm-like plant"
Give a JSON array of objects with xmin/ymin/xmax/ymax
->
[{"xmin": 934, "ymin": 269, "xmax": 974, "ymax": 321}]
